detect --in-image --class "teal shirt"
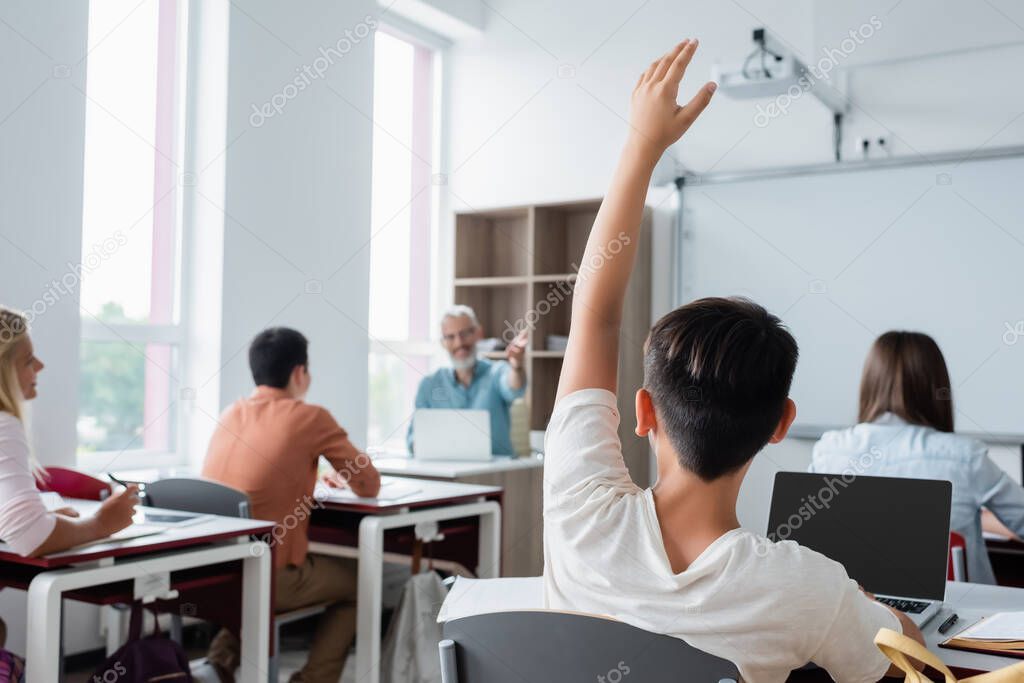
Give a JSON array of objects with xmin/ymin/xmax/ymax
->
[{"xmin": 407, "ymin": 358, "xmax": 525, "ymax": 456}]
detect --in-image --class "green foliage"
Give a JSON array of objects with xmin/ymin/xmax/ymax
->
[{"xmin": 77, "ymin": 302, "xmax": 145, "ymax": 452}]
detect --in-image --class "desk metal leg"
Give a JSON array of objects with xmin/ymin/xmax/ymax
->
[
  {"xmin": 24, "ymin": 541, "xmax": 270, "ymax": 683},
  {"xmin": 25, "ymin": 572, "xmax": 63, "ymax": 682},
  {"xmin": 238, "ymin": 544, "xmax": 271, "ymax": 683},
  {"xmin": 476, "ymin": 504, "xmax": 500, "ymax": 579},
  {"xmin": 353, "ymin": 501, "xmax": 502, "ymax": 683},
  {"xmin": 355, "ymin": 515, "xmax": 386, "ymax": 683}
]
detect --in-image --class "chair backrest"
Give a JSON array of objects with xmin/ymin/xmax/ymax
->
[
  {"xmin": 143, "ymin": 477, "xmax": 251, "ymax": 518},
  {"xmin": 440, "ymin": 611, "xmax": 739, "ymax": 683},
  {"xmin": 948, "ymin": 531, "xmax": 968, "ymax": 582},
  {"xmin": 38, "ymin": 467, "xmax": 112, "ymax": 501}
]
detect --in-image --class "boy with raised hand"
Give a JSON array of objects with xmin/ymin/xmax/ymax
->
[{"xmin": 543, "ymin": 39, "xmax": 923, "ymax": 682}]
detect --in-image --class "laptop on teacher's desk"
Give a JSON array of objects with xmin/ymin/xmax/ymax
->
[
  {"xmin": 413, "ymin": 409, "xmax": 492, "ymax": 461},
  {"xmin": 767, "ymin": 472, "xmax": 952, "ymax": 627}
]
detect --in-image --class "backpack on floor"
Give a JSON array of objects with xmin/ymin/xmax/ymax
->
[
  {"xmin": 92, "ymin": 602, "xmax": 192, "ymax": 683},
  {"xmin": 0, "ymin": 649, "xmax": 25, "ymax": 683}
]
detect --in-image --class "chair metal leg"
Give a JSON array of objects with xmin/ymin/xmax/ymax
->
[
  {"xmin": 268, "ymin": 621, "xmax": 281, "ymax": 682},
  {"xmin": 170, "ymin": 614, "xmax": 184, "ymax": 645},
  {"xmin": 438, "ymin": 639, "xmax": 457, "ymax": 683}
]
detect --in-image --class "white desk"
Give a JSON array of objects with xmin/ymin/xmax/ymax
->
[
  {"xmin": 373, "ymin": 456, "xmax": 544, "ymax": 576},
  {"xmin": 928, "ymin": 581, "xmax": 1024, "ymax": 671},
  {"xmin": 309, "ymin": 477, "xmax": 503, "ymax": 683},
  {"xmin": 0, "ymin": 500, "xmax": 273, "ymax": 683},
  {"xmin": 441, "ymin": 577, "xmax": 1024, "ymax": 674},
  {"xmin": 371, "ymin": 455, "xmax": 543, "ymax": 479}
]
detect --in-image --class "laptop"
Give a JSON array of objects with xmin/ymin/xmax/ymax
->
[
  {"xmin": 766, "ymin": 472, "xmax": 952, "ymax": 627},
  {"xmin": 413, "ymin": 409, "xmax": 492, "ymax": 461}
]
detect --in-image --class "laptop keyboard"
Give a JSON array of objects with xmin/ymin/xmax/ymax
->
[{"xmin": 876, "ymin": 597, "xmax": 930, "ymax": 614}]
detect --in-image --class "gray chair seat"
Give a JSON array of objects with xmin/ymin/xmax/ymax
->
[
  {"xmin": 440, "ymin": 610, "xmax": 739, "ymax": 682},
  {"xmin": 144, "ymin": 476, "xmax": 330, "ymax": 682}
]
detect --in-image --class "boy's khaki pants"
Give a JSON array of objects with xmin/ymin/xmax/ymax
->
[{"xmin": 208, "ymin": 554, "xmax": 358, "ymax": 683}]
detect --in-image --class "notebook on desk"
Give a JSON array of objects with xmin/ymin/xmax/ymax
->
[
  {"xmin": 941, "ymin": 612, "xmax": 1024, "ymax": 658},
  {"xmin": 314, "ymin": 477, "xmax": 422, "ymax": 504}
]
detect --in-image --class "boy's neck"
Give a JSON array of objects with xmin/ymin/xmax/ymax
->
[{"xmin": 651, "ymin": 455, "xmax": 745, "ymax": 574}]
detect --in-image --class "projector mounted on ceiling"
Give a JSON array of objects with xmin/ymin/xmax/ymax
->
[{"xmin": 712, "ymin": 28, "xmax": 848, "ymax": 115}]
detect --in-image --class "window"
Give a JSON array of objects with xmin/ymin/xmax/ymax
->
[
  {"xmin": 367, "ymin": 29, "xmax": 442, "ymax": 451},
  {"xmin": 77, "ymin": 0, "xmax": 187, "ymax": 468}
]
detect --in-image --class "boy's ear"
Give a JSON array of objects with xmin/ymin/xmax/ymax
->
[
  {"xmin": 768, "ymin": 398, "xmax": 797, "ymax": 444},
  {"xmin": 635, "ymin": 388, "xmax": 658, "ymax": 437}
]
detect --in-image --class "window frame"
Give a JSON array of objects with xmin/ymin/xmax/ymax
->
[
  {"xmin": 366, "ymin": 23, "xmax": 448, "ymax": 452},
  {"xmin": 77, "ymin": 0, "xmax": 191, "ymax": 473}
]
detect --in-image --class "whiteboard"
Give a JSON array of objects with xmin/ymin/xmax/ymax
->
[{"xmin": 676, "ymin": 149, "xmax": 1024, "ymax": 442}]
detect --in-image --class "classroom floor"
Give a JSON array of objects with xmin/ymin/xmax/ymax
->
[
  {"xmin": 66, "ymin": 640, "xmax": 360, "ymax": 682},
  {"xmin": 64, "ymin": 562, "xmax": 411, "ymax": 682}
]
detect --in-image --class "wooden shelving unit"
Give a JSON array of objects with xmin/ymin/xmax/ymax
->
[{"xmin": 453, "ymin": 199, "xmax": 652, "ymax": 481}]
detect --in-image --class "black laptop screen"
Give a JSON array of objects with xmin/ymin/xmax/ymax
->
[{"xmin": 766, "ymin": 472, "xmax": 951, "ymax": 601}]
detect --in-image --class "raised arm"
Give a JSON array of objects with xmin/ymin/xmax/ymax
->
[{"xmin": 556, "ymin": 39, "xmax": 716, "ymax": 402}]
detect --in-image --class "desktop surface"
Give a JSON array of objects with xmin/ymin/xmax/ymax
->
[
  {"xmin": 372, "ymin": 454, "xmax": 543, "ymax": 479},
  {"xmin": 0, "ymin": 499, "xmax": 274, "ymax": 568}
]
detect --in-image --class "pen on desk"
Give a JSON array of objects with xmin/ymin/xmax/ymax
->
[
  {"xmin": 107, "ymin": 473, "xmax": 146, "ymax": 500},
  {"xmin": 938, "ymin": 613, "xmax": 959, "ymax": 635},
  {"xmin": 107, "ymin": 472, "xmax": 130, "ymax": 488}
]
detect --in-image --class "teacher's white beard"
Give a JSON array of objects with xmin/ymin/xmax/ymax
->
[{"xmin": 451, "ymin": 355, "xmax": 476, "ymax": 371}]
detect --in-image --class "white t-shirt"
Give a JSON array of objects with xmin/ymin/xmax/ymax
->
[
  {"xmin": 0, "ymin": 411, "xmax": 55, "ymax": 556},
  {"xmin": 543, "ymin": 389, "xmax": 899, "ymax": 683}
]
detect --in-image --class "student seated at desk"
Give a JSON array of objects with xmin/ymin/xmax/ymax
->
[
  {"xmin": 201, "ymin": 327, "xmax": 380, "ymax": 683},
  {"xmin": 0, "ymin": 307, "xmax": 139, "ymax": 667},
  {"xmin": 811, "ymin": 330, "xmax": 1024, "ymax": 585},
  {"xmin": 0, "ymin": 306, "xmax": 139, "ymax": 557},
  {"xmin": 541, "ymin": 42, "xmax": 922, "ymax": 682}
]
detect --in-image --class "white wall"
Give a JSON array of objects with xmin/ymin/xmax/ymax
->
[
  {"xmin": 209, "ymin": 0, "xmax": 378, "ymax": 445},
  {"xmin": 440, "ymin": 0, "xmax": 1024, "ymax": 518},
  {"xmin": 0, "ymin": 0, "xmax": 88, "ymax": 467},
  {"xmin": 0, "ymin": 3, "xmax": 114, "ymax": 654},
  {"xmin": 443, "ymin": 0, "xmax": 1024, "ymax": 209}
]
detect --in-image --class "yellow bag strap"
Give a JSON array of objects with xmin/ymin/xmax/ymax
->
[
  {"xmin": 875, "ymin": 627, "xmax": 1024, "ymax": 683},
  {"xmin": 875, "ymin": 628, "xmax": 957, "ymax": 682}
]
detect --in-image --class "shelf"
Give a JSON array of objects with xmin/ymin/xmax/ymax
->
[
  {"xmin": 452, "ymin": 198, "xmax": 651, "ymax": 481},
  {"xmin": 455, "ymin": 211, "xmax": 531, "ymax": 279},
  {"xmin": 454, "ymin": 276, "xmax": 532, "ymax": 287},
  {"xmin": 533, "ymin": 203, "xmax": 600, "ymax": 276},
  {"xmin": 531, "ymin": 273, "xmax": 577, "ymax": 284}
]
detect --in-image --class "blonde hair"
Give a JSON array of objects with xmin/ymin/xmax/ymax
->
[{"xmin": 0, "ymin": 307, "xmax": 29, "ymax": 421}]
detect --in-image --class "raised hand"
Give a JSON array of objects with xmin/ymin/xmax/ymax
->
[
  {"xmin": 628, "ymin": 39, "xmax": 716, "ymax": 160},
  {"xmin": 556, "ymin": 39, "xmax": 716, "ymax": 402},
  {"xmin": 506, "ymin": 328, "xmax": 528, "ymax": 370}
]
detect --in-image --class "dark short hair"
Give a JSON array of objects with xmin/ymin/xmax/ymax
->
[
  {"xmin": 643, "ymin": 297, "xmax": 798, "ymax": 481},
  {"xmin": 858, "ymin": 331, "xmax": 953, "ymax": 432},
  {"xmin": 248, "ymin": 327, "xmax": 308, "ymax": 388}
]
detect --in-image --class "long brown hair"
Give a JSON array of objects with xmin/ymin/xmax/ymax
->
[{"xmin": 858, "ymin": 331, "xmax": 954, "ymax": 432}]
